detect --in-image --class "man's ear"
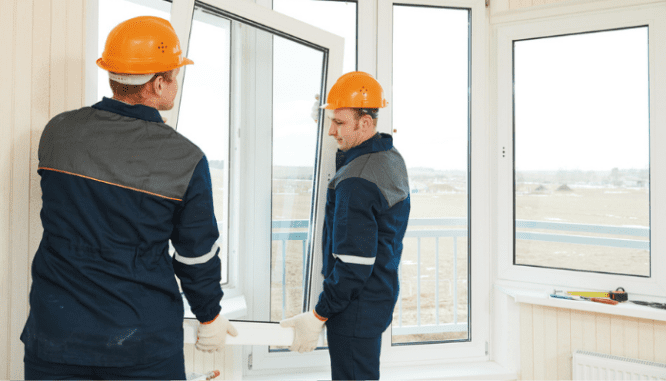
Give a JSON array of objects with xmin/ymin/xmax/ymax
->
[
  {"xmin": 150, "ymin": 75, "xmax": 165, "ymax": 96},
  {"xmin": 360, "ymin": 114, "xmax": 374, "ymax": 131}
]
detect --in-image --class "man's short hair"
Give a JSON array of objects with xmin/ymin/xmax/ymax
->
[
  {"xmin": 109, "ymin": 69, "xmax": 176, "ymax": 97},
  {"xmin": 351, "ymin": 108, "xmax": 379, "ymax": 127}
]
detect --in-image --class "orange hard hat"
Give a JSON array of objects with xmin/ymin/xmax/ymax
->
[
  {"xmin": 96, "ymin": 16, "xmax": 193, "ymax": 75},
  {"xmin": 323, "ymin": 71, "xmax": 388, "ymax": 110}
]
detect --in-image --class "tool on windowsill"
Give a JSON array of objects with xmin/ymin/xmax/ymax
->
[
  {"xmin": 566, "ymin": 287, "xmax": 628, "ymax": 302},
  {"xmin": 550, "ymin": 290, "xmax": 582, "ymax": 301},
  {"xmin": 550, "ymin": 294, "xmax": 579, "ymax": 300},
  {"xmin": 579, "ymin": 296, "xmax": 619, "ymax": 305},
  {"xmin": 550, "ymin": 289, "xmax": 583, "ymax": 300},
  {"xmin": 628, "ymin": 300, "xmax": 666, "ymax": 310}
]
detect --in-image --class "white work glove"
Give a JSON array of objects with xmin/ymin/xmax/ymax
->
[
  {"xmin": 279, "ymin": 310, "xmax": 326, "ymax": 353},
  {"xmin": 196, "ymin": 314, "xmax": 238, "ymax": 352},
  {"xmin": 311, "ymin": 94, "xmax": 320, "ymax": 123}
]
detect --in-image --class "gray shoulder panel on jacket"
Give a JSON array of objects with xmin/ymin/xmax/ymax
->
[
  {"xmin": 331, "ymin": 148, "xmax": 410, "ymax": 208},
  {"xmin": 39, "ymin": 107, "xmax": 203, "ymax": 201}
]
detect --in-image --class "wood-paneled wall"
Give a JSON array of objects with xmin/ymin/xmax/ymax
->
[
  {"xmin": 0, "ymin": 1, "xmax": 240, "ymax": 378},
  {"xmin": 509, "ymin": 0, "xmax": 568, "ymax": 8},
  {"xmin": 1, "ymin": 0, "xmax": 85, "ymax": 379},
  {"xmin": 519, "ymin": 304, "xmax": 666, "ymax": 380}
]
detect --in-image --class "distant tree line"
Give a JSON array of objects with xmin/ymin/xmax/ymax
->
[
  {"xmin": 273, "ymin": 166, "xmax": 314, "ymax": 180},
  {"xmin": 516, "ymin": 168, "xmax": 649, "ymax": 185}
]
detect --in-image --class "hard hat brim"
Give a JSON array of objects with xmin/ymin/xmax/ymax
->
[{"xmin": 96, "ymin": 57, "xmax": 194, "ymax": 75}]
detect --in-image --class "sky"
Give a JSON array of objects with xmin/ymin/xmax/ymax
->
[
  {"xmin": 98, "ymin": 0, "xmax": 650, "ymax": 172},
  {"xmin": 392, "ymin": 5, "xmax": 470, "ymax": 172},
  {"xmin": 514, "ymin": 27, "xmax": 649, "ymax": 172}
]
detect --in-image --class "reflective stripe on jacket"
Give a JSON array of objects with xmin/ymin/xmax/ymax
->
[
  {"xmin": 315, "ymin": 133, "xmax": 411, "ymax": 338},
  {"xmin": 20, "ymin": 97, "xmax": 222, "ymax": 367}
]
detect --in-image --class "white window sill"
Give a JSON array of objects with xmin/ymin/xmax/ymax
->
[
  {"xmin": 495, "ymin": 284, "xmax": 666, "ymax": 322},
  {"xmin": 242, "ymin": 361, "xmax": 517, "ymax": 380}
]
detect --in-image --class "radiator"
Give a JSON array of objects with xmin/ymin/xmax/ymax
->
[{"xmin": 572, "ymin": 350, "xmax": 666, "ymax": 380}]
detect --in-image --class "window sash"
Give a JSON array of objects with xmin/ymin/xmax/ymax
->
[
  {"xmin": 512, "ymin": 26, "xmax": 650, "ymax": 277},
  {"xmin": 496, "ymin": 3, "xmax": 666, "ymax": 298},
  {"xmin": 377, "ymin": 0, "xmax": 490, "ymax": 363},
  {"xmin": 171, "ymin": 0, "xmax": 345, "ymax": 371}
]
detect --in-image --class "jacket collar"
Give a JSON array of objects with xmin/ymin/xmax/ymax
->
[
  {"xmin": 91, "ymin": 97, "xmax": 164, "ymax": 124},
  {"xmin": 336, "ymin": 133, "xmax": 393, "ymax": 170}
]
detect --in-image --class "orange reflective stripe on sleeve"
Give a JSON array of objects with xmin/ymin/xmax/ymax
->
[
  {"xmin": 39, "ymin": 167, "xmax": 183, "ymax": 202},
  {"xmin": 201, "ymin": 314, "xmax": 219, "ymax": 325},
  {"xmin": 313, "ymin": 310, "xmax": 328, "ymax": 322}
]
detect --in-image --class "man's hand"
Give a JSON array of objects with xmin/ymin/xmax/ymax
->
[
  {"xmin": 311, "ymin": 94, "xmax": 320, "ymax": 123},
  {"xmin": 196, "ymin": 314, "xmax": 238, "ymax": 352},
  {"xmin": 280, "ymin": 310, "xmax": 326, "ymax": 353}
]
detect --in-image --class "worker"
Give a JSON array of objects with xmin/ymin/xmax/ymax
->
[
  {"xmin": 280, "ymin": 71, "xmax": 411, "ymax": 380},
  {"xmin": 20, "ymin": 16, "xmax": 236, "ymax": 380}
]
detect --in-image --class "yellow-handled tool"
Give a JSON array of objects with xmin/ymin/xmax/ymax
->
[
  {"xmin": 567, "ymin": 287, "xmax": 627, "ymax": 302},
  {"xmin": 567, "ymin": 291, "xmax": 610, "ymax": 298}
]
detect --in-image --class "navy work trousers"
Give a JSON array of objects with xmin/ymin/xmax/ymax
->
[
  {"xmin": 327, "ymin": 330, "xmax": 382, "ymax": 380},
  {"xmin": 24, "ymin": 350, "xmax": 186, "ymax": 380}
]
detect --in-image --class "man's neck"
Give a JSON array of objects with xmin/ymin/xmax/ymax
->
[
  {"xmin": 111, "ymin": 96, "xmax": 135, "ymax": 106},
  {"xmin": 111, "ymin": 96, "xmax": 161, "ymax": 111},
  {"xmin": 344, "ymin": 131, "xmax": 379, "ymax": 152}
]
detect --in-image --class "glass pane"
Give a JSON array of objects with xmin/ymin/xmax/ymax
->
[
  {"xmin": 97, "ymin": 0, "xmax": 170, "ymax": 101},
  {"xmin": 270, "ymin": 32, "xmax": 325, "ymax": 349},
  {"xmin": 273, "ymin": 0, "xmax": 357, "ymax": 73},
  {"xmin": 513, "ymin": 27, "xmax": 650, "ymax": 276},
  {"xmin": 176, "ymin": 7, "xmax": 231, "ymax": 286},
  {"xmin": 178, "ymin": 3, "xmax": 329, "ymax": 328},
  {"xmin": 392, "ymin": 5, "xmax": 470, "ymax": 345}
]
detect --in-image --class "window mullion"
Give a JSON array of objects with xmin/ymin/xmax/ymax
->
[{"xmin": 168, "ymin": 0, "xmax": 195, "ymax": 129}]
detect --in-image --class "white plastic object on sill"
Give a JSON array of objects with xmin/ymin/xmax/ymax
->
[
  {"xmin": 184, "ymin": 318, "xmax": 326, "ymax": 346},
  {"xmin": 495, "ymin": 283, "xmax": 666, "ymax": 322},
  {"xmin": 183, "ymin": 294, "xmax": 248, "ymax": 320}
]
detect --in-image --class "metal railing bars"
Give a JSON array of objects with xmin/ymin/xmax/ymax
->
[{"xmin": 272, "ymin": 218, "xmax": 649, "ymax": 337}]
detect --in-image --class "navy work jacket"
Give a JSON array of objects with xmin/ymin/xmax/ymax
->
[
  {"xmin": 315, "ymin": 133, "xmax": 411, "ymax": 338},
  {"xmin": 21, "ymin": 98, "xmax": 223, "ymax": 367}
]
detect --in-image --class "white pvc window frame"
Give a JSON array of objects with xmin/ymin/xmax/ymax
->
[
  {"xmin": 170, "ymin": 0, "xmax": 345, "ymax": 374},
  {"xmin": 495, "ymin": 3, "xmax": 666, "ymax": 298},
  {"xmin": 377, "ymin": 0, "xmax": 491, "ymax": 364}
]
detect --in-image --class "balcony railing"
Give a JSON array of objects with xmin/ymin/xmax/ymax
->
[{"xmin": 272, "ymin": 218, "xmax": 649, "ymax": 335}]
